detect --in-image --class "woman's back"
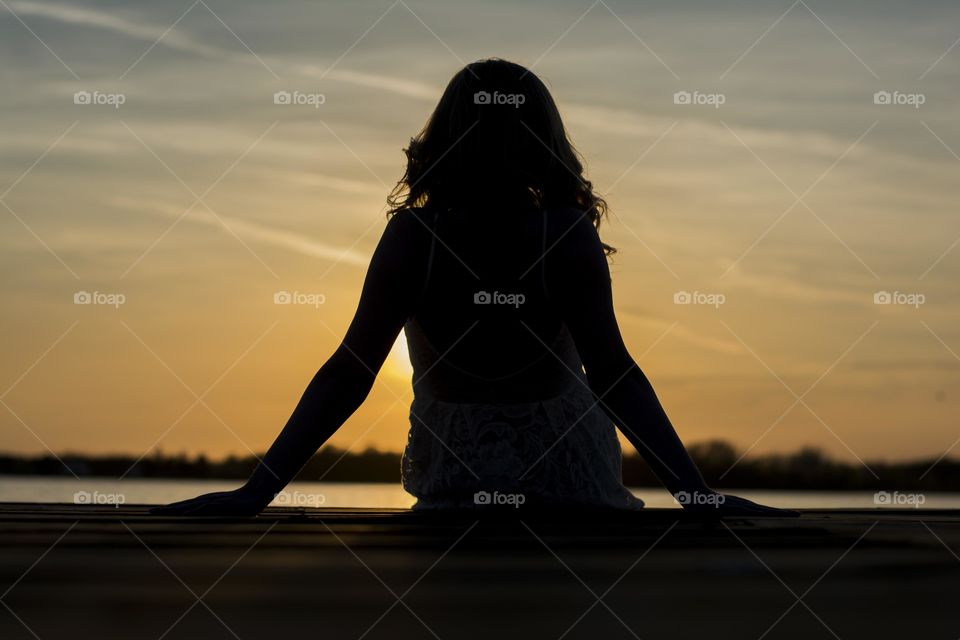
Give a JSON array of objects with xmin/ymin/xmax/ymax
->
[
  {"xmin": 405, "ymin": 205, "xmax": 578, "ymax": 403},
  {"xmin": 398, "ymin": 206, "xmax": 643, "ymax": 510}
]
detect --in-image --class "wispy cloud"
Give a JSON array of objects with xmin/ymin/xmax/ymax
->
[
  {"xmin": 721, "ymin": 264, "xmax": 869, "ymax": 306},
  {"xmin": 620, "ymin": 312, "xmax": 743, "ymax": 355},
  {"xmin": 565, "ymin": 103, "xmax": 871, "ymax": 160},
  {"xmin": 8, "ymin": 1, "xmax": 441, "ymax": 100},
  {"xmin": 277, "ymin": 170, "xmax": 386, "ymax": 195},
  {"xmin": 9, "ymin": 1, "xmax": 231, "ymax": 58},
  {"xmin": 108, "ymin": 196, "xmax": 369, "ymax": 266}
]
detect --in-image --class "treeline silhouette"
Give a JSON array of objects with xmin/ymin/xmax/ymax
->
[{"xmin": 1, "ymin": 440, "xmax": 958, "ymax": 490}]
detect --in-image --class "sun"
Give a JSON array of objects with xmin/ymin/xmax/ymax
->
[{"xmin": 385, "ymin": 332, "xmax": 414, "ymax": 380}]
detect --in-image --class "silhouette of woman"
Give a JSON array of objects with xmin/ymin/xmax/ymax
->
[{"xmin": 154, "ymin": 59, "xmax": 793, "ymax": 517}]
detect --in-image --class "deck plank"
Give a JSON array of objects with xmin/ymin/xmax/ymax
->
[{"xmin": 1, "ymin": 503, "xmax": 958, "ymax": 639}]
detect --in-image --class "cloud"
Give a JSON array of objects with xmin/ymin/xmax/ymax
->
[
  {"xmin": 294, "ymin": 66, "xmax": 440, "ymax": 101},
  {"xmin": 564, "ymin": 102, "xmax": 871, "ymax": 160},
  {"xmin": 11, "ymin": 0, "xmax": 910, "ymax": 168},
  {"xmin": 278, "ymin": 170, "xmax": 386, "ymax": 195},
  {"xmin": 107, "ymin": 196, "xmax": 370, "ymax": 266},
  {"xmin": 620, "ymin": 312, "xmax": 743, "ymax": 355},
  {"xmin": 8, "ymin": 1, "xmax": 230, "ymax": 58},
  {"xmin": 8, "ymin": 1, "xmax": 442, "ymax": 101},
  {"xmin": 721, "ymin": 264, "xmax": 870, "ymax": 306}
]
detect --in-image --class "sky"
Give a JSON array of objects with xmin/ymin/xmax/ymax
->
[{"xmin": 1, "ymin": 0, "xmax": 959, "ymax": 470}]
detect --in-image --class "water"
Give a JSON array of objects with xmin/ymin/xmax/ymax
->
[{"xmin": 1, "ymin": 476, "xmax": 957, "ymax": 509}]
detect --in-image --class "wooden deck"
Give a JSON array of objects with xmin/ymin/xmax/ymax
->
[{"xmin": 1, "ymin": 503, "xmax": 958, "ymax": 639}]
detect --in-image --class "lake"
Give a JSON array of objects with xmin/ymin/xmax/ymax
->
[{"xmin": 1, "ymin": 475, "xmax": 957, "ymax": 509}]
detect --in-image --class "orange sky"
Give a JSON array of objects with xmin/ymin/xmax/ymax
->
[{"xmin": 1, "ymin": 0, "xmax": 959, "ymax": 466}]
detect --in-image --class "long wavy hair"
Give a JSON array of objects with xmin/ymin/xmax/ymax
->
[{"xmin": 387, "ymin": 58, "xmax": 614, "ymax": 254}]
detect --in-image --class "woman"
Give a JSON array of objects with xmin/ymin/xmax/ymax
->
[{"xmin": 154, "ymin": 59, "xmax": 792, "ymax": 517}]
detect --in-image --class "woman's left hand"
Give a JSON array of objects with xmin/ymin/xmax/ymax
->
[
  {"xmin": 149, "ymin": 485, "xmax": 273, "ymax": 517},
  {"xmin": 677, "ymin": 489, "xmax": 800, "ymax": 518},
  {"xmin": 711, "ymin": 493, "xmax": 800, "ymax": 517}
]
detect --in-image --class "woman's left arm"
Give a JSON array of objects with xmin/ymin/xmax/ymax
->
[{"xmin": 151, "ymin": 212, "xmax": 426, "ymax": 516}]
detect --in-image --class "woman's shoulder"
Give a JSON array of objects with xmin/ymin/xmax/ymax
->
[
  {"xmin": 544, "ymin": 205, "xmax": 589, "ymax": 222},
  {"xmin": 384, "ymin": 207, "xmax": 437, "ymax": 239},
  {"xmin": 388, "ymin": 206, "xmax": 435, "ymax": 224},
  {"xmin": 543, "ymin": 206, "xmax": 603, "ymax": 255}
]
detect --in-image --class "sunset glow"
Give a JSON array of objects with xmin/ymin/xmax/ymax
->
[{"xmin": 2, "ymin": 0, "xmax": 959, "ymax": 465}]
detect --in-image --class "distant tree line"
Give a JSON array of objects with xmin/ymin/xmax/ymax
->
[
  {"xmin": 1, "ymin": 440, "xmax": 958, "ymax": 491},
  {"xmin": 666, "ymin": 441, "xmax": 960, "ymax": 492}
]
